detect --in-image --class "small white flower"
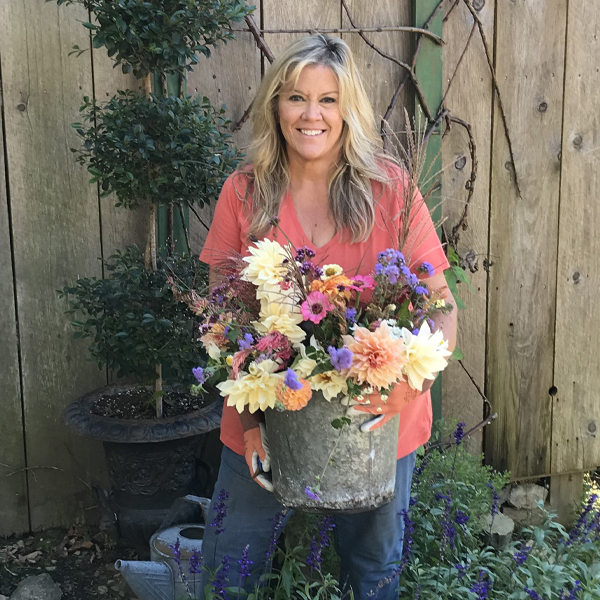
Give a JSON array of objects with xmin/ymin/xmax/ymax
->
[
  {"xmin": 321, "ymin": 264, "xmax": 343, "ymax": 280},
  {"xmin": 207, "ymin": 342, "xmax": 221, "ymax": 361}
]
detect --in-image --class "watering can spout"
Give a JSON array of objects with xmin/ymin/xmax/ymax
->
[{"xmin": 115, "ymin": 559, "xmax": 175, "ymax": 600}]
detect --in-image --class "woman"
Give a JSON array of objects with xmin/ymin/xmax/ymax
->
[{"xmin": 199, "ymin": 34, "xmax": 457, "ymax": 600}]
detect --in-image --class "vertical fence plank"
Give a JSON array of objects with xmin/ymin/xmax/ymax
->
[
  {"xmin": 342, "ymin": 1, "xmax": 412, "ymax": 140},
  {"xmin": 0, "ymin": 0, "xmax": 106, "ymax": 529},
  {"xmin": 262, "ymin": 0, "xmax": 340, "ymax": 57},
  {"xmin": 0, "ymin": 75, "xmax": 29, "ymax": 535},
  {"xmin": 90, "ymin": 45, "xmax": 146, "ymax": 258},
  {"xmin": 441, "ymin": 2, "xmax": 494, "ymax": 452},
  {"xmin": 486, "ymin": 0, "xmax": 567, "ymax": 478},
  {"xmin": 186, "ymin": 31, "xmax": 262, "ymax": 253},
  {"xmin": 552, "ymin": 4, "xmax": 600, "ymax": 476}
]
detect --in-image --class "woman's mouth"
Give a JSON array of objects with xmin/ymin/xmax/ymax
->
[{"xmin": 298, "ymin": 129, "xmax": 325, "ymax": 137}]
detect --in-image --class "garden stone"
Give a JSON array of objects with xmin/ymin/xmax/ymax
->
[
  {"xmin": 507, "ymin": 483, "xmax": 548, "ymax": 510},
  {"xmin": 483, "ymin": 511, "xmax": 515, "ymax": 550},
  {"xmin": 10, "ymin": 574, "xmax": 62, "ymax": 600},
  {"xmin": 503, "ymin": 505, "xmax": 546, "ymax": 527}
]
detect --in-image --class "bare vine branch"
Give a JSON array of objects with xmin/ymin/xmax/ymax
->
[
  {"xmin": 244, "ymin": 14, "xmax": 275, "ymax": 63},
  {"xmin": 234, "ymin": 26, "xmax": 444, "ymax": 45}
]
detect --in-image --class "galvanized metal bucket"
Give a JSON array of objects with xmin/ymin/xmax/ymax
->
[{"xmin": 265, "ymin": 392, "xmax": 399, "ymax": 513}]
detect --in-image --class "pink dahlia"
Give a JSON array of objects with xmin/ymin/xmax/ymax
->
[
  {"xmin": 300, "ymin": 291, "xmax": 334, "ymax": 324},
  {"xmin": 343, "ymin": 322, "xmax": 406, "ymax": 389}
]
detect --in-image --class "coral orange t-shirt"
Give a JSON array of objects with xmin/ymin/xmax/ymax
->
[{"xmin": 199, "ymin": 164, "xmax": 450, "ymax": 460}]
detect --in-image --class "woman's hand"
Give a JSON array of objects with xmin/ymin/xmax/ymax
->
[
  {"xmin": 239, "ymin": 410, "xmax": 273, "ymax": 491},
  {"xmin": 348, "ymin": 383, "xmax": 422, "ymax": 431}
]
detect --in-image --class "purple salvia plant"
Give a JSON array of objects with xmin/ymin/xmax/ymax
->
[
  {"xmin": 211, "ymin": 554, "xmax": 231, "ymax": 600},
  {"xmin": 210, "ymin": 489, "xmax": 229, "ymax": 535},
  {"xmin": 470, "ymin": 570, "xmax": 492, "ymax": 599},
  {"xmin": 265, "ymin": 510, "xmax": 288, "ymax": 560},
  {"xmin": 238, "ymin": 544, "xmax": 253, "ymax": 579}
]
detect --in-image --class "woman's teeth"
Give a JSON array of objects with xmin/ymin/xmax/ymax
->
[{"xmin": 299, "ymin": 129, "xmax": 324, "ymax": 136}]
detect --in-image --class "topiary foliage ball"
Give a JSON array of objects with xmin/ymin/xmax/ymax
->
[
  {"xmin": 59, "ymin": 245, "xmax": 209, "ymax": 382},
  {"xmin": 52, "ymin": 0, "xmax": 254, "ymax": 77},
  {"xmin": 72, "ymin": 91, "xmax": 243, "ymax": 209}
]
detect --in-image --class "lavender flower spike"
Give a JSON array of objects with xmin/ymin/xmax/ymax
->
[
  {"xmin": 238, "ymin": 544, "xmax": 253, "ymax": 579},
  {"xmin": 304, "ymin": 486, "xmax": 322, "ymax": 501},
  {"xmin": 210, "ymin": 489, "xmax": 229, "ymax": 535}
]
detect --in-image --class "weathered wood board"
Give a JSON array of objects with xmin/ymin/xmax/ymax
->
[
  {"xmin": 441, "ymin": 1, "xmax": 495, "ymax": 453},
  {"xmin": 552, "ymin": 4, "xmax": 600, "ymax": 475},
  {"xmin": 90, "ymin": 44, "xmax": 146, "ymax": 259},
  {"xmin": 342, "ymin": 0, "xmax": 412, "ymax": 139},
  {"xmin": 0, "ymin": 0, "xmax": 106, "ymax": 530},
  {"xmin": 0, "ymin": 80, "xmax": 29, "ymax": 536},
  {"xmin": 486, "ymin": 0, "xmax": 567, "ymax": 478},
  {"xmin": 187, "ymin": 30, "xmax": 262, "ymax": 253},
  {"xmin": 262, "ymin": 0, "xmax": 340, "ymax": 58}
]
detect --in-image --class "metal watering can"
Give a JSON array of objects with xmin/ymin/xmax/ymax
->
[{"xmin": 116, "ymin": 495, "xmax": 210, "ymax": 600}]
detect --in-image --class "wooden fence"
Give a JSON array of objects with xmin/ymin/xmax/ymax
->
[{"xmin": 1, "ymin": 0, "xmax": 598, "ymax": 535}]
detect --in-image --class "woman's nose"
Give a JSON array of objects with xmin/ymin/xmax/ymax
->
[{"xmin": 302, "ymin": 101, "xmax": 322, "ymax": 120}]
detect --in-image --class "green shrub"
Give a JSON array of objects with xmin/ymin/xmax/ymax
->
[
  {"xmin": 51, "ymin": 0, "xmax": 253, "ymax": 77},
  {"xmin": 73, "ymin": 92, "xmax": 243, "ymax": 210},
  {"xmin": 59, "ymin": 245, "xmax": 208, "ymax": 383}
]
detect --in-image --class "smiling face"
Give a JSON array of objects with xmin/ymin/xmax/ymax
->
[{"xmin": 277, "ymin": 64, "xmax": 344, "ymax": 169}]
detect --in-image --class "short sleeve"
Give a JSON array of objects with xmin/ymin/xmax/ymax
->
[{"xmin": 199, "ymin": 171, "xmax": 248, "ymax": 266}]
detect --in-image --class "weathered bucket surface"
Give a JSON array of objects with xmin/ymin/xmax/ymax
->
[{"xmin": 265, "ymin": 393, "xmax": 400, "ymax": 513}]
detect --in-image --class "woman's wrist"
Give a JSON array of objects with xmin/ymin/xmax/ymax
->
[{"xmin": 239, "ymin": 408, "xmax": 264, "ymax": 432}]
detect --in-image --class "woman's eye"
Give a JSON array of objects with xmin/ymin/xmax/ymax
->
[
  {"xmin": 289, "ymin": 95, "xmax": 304, "ymax": 102},
  {"xmin": 321, "ymin": 97, "xmax": 336, "ymax": 104}
]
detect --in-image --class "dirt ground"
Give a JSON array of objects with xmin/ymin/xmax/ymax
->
[{"xmin": 0, "ymin": 522, "xmax": 141, "ymax": 599}]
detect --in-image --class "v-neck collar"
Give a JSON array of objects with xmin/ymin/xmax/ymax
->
[{"xmin": 283, "ymin": 189, "xmax": 339, "ymax": 253}]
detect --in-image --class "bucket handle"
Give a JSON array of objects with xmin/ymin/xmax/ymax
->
[{"xmin": 159, "ymin": 495, "xmax": 211, "ymax": 531}]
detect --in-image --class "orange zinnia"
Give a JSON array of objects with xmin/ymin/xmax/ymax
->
[
  {"xmin": 311, "ymin": 275, "xmax": 352, "ymax": 303},
  {"xmin": 278, "ymin": 378, "xmax": 312, "ymax": 411}
]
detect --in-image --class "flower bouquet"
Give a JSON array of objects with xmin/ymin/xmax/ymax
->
[{"xmin": 182, "ymin": 239, "xmax": 453, "ymax": 511}]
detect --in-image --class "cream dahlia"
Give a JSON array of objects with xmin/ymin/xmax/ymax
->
[
  {"xmin": 217, "ymin": 359, "xmax": 283, "ymax": 413},
  {"xmin": 310, "ymin": 370, "xmax": 348, "ymax": 401},
  {"xmin": 400, "ymin": 321, "xmax": 452, "ymax": 391},
  {"xmin": 253, "ymin": 300, "xmax": 306, "ymax": 347},
  {"xmin": 241, "ymin": 239, "xmax": 289, "ymax": 289}
]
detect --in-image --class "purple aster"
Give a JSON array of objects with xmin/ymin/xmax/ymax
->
[
  {"xmin": 374, "ymin": 263, "xmax": 384, "ymax": 275},
  {"xmin": 419, "ymin": 262, "xmax": 435, "ymax": 276},
  {"xmin": 415, "ymin": 285, "xmax": 429, "ymax": 296},
  {"xmin": 383, "ymin": 264, "xmax": 400, "ymax": 284},
  {"xmin": 328, "ymin": 346, "xmax": 353, "ymax": 371},
  {"xmin": 400, "ymin": 265, "xmax": 412, "ymax": 278},
  {"xmin": 412, "ymin": 328, "xmax": 420, "ymax": 335},
  {"xmin": 406, "ymin": 273, "xmax": 419, "ymax": 288},
  {"xmin": 304, "ymin": 486, "xmax": 322, "ymax": 501},
  {"xmin": 210, "ymin": 489, "xmax": 229, "ymax": 535},
  {"xmin": 284, "ymin": 368, "xmax": 303, "ymax": 390},
  {"xmin": 192, "ymin": 366, "xmax": 206, "ymax": 384},
  {"xmin": 223, "ymin": 325, "xmax": 230, "ymax": 335},
  {"xmin": 238, "ymin": 333, "xmax": 254, "ymax": 351},
  {"xmin": 238, "ymin": 544, "xmax": 253, "ymax": 579},
  {"xmin": 346, "ymin": 307, "xmax": 357, "ymax": 324}
]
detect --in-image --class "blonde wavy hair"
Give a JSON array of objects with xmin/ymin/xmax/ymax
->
[{"xmin": 241, "ymin": 34, "xmax": 396, "ymax": 243}]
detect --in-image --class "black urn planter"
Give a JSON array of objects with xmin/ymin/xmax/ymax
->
[{"xmin": 62, "ymin": 384, "xmax": 222, "ymax": 545}]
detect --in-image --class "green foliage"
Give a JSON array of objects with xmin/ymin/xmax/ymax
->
[
  {"xmin": 58, "ymin": 245, "xmax": 208, "ymax": 382},
  {"xmin": 444, "ymin": 247, "xmax": 476, "ymax": 310},
  {"xmin": 72, "ymin": 92, "xmax": 243, "ymax": 209},
  {"xmin": 51, "ymin": 0, "xmax": 254, "ymax": 77}
]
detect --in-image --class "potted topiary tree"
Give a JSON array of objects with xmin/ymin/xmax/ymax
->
[{"xmin": 53, "ymin": 0, "xmax": 253, "ymax": 543}]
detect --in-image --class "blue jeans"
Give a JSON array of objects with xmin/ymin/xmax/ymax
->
[{"xmin": 200, "ymin": 446, "xmax": 416, "ymax": 600}]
